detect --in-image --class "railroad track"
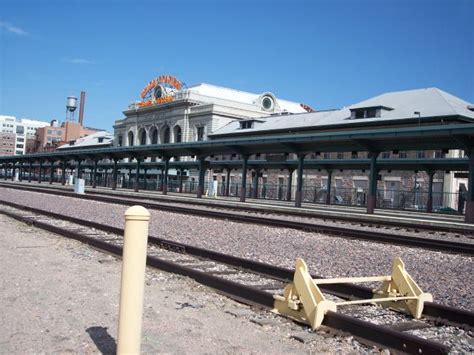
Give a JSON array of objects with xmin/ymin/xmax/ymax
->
[
  {"xmin": 1, "ymin": 182, "xmax": 473, "ymax": 255},
  {"xmin": 2, "ymin": 181, "xmax": 471, "ymax": 236},
  {"xmin": 1, "ymin": 201, "xmax": 473, "ymax": 354}
]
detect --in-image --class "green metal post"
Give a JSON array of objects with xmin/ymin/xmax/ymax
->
[
  {"xmin": 295, "ymin": 154, "xmax": 305, "ymax": 207},
  {"xmin": 367, "ymin": 152, "xmax": 379, "ymax": 214}
]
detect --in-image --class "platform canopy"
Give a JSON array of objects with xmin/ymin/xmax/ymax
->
[{"xmin": 0, "ymin": 123, "xmax": 474, "ymax": 163}]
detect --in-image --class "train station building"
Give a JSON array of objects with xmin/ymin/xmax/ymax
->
[
  {"xmin": 112, "ymin": 77, "xmax": 473, "ymax": 214},
  {"xmin": 113, "ymin": 76, "xmax": 310, "ymax": 147},
  {"xmin": 1, "ymin": 76, "xmax": 474, "ymax": 222}
]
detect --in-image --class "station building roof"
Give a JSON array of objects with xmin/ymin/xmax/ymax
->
[
  {"xmin": 210, "ymin": 88, "xmax": 474, "ymax": 138},
  {"xmin": 57, "ymin": 131, "xmax": 114, "ymax": 150},
  {"xmin": 186, "ymin": 83, "xmax": 308, "ymax": 114}
]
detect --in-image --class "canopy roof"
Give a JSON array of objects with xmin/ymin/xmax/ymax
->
[{"xmin": 1, "ymin": 123, "xmax": 473, "ymax": 163}]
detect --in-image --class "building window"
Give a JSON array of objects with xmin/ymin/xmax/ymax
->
[
  {"xmin": 366, "ymin": 108, "xmax": 377, "ymax": 118},
  {"xmin": 197, "ymin": 127, "xmax": 204, "ymax": 141},
  {"xmin": 163, "ymin": 126, "xmax": 170, "ymax": 144},
  {"xmin": 261, "ymin": 96, "xmax": 274, "ymax": 111},
  {"xmin": 399, "ymin": 152, "xmax": 407, "ymax": 159},
  {"xmin": 353, "ymin": 108, "xmax": 379, "ymax": 119},
  {"xmin": 140, "ymin": 130, "xmax": 147, "ymax": 145},
  {"xmin": 149, "ymin": 129, "xmax": 157, "ymax": 144},
  {"xmin": 434, "ymin": 150, "xmax": 445, "ymax": 158},
  {"xmin": 382, "ymin": 152, "xmax": 390, "ymax": 159},
  {"xmin": 323, "ymin": 152, "xmax": 331, "ymax": 159},
  {"xmin": 337, "ymin": 152, "xmax": 344, "ymax": 159},
  {"xmin": 128, "ymin": 131, "xmax": 134, "ymax": 146},
  {"xmin": 240, "ymin": 121, "xmax": 253, "ymax": 129},
  {"xmin": 417, "ymin": 151, "xmax": 426, "ymax": 159},
  {"xmin": 174, "ymin": 126, "xmax": 182, "ymax": 143},
  {"xmin": 355, "ymin": 110, "xmax": 365, "ymax": 119},
  {"xmin": 350, "ymin": 106, "xmax": 391, "ymax": 119},
  {"xmin": 118, "ymin": 135, "xmax": 123, "ymax": 146}
]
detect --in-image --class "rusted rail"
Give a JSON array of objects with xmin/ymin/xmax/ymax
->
[
  {"xmin": 1, "ymin": 199, "xmax": 472, "ymax": 331},
  {"xmin": 0, "ymin": 183, "xmax": 473, "ymax": 255},
  {"xmin": 0, "ymin": 205, "xmax": 453, "ymax": 354}
]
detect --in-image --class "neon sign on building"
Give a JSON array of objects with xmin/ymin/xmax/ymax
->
[{"xmin": 137, "ymin": 75, "xmax": 183, "ymax": 108}]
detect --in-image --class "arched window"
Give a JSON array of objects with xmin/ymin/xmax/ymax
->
[
  {"xmin": 174, "ymin": 125, "xmax": 182, "ymax": 143},
  {"xmin": 139, "ymin": 130, "xmax": 147, "ymax": 145},
  {"xmin": 128, "ymin": 131, "xmax": 134, "ymax": 146},
  {"xmin": 150, "ymin": 128, "xmax": 158, "ymax": 145},
  {"xmin": 149, "ymin": 128, "xmax": 159, "ymax": 162},
  {"xmin": 162, "ymin": 126, "xmax": 170, "ymax": 144}
]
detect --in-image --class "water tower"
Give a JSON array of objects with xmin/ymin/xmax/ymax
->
[{"xmin": 66, "ymin": 96, "xmax": 78, "ymax": 122}]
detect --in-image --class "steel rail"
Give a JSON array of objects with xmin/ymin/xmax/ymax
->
[
  {"xmin": 1, "ymin": 181, "xmax": 471, "ymax": 235},
  {"xmin": 1, "ymin": 183, "xmax": 473, "ymax": 255},
  {"xmin": 0, "ymin": 207, "xmax": 451, "ymax": 354},
  {"xmin": 1, "ymin": 199, "xmax": 472, "ymax": 330}
]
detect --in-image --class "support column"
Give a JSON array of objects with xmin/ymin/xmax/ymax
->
[
  {"xmin": 159, "ymin": 170, "xmax": 164, "ymax": 191},
  {"xmin": 134, "ymin": 159, "xmax": 141, "ymax": 192},
  {"xmin": 19, "ymin": 163, "xmax": 23, "ymax": 182},
  {"xmin": 143, "ymin": 168, "xmax": 148, "ymax": 190},
  {"xmin": 162, "ymin": 158, "xmax": 170, "ymax": 195},
  {"xmin": 3, "ymin": 165, "xmax": 7, "ymax": 180},
  {"xmin": 11, "ymin": 165, "xmax": 15, "ymax": 181},
  {"xmin": 179, "ymin": 169, "xmax": 184, "ymax": 193},
  {"xmin": 252, "ymin": 170, "xmax": 260, "ymax": 199},
  {"xmin": 465, "ymin": 150, "xmax": 474, "ymax": 223},
  {"xmin": 225, "ymin": 168, "xmax": 231, "ymax": 197},
  {"xmin": 197, "ymin": 157, "xmax": 206, "ymax": 198},
  {"xmin": 93, "ymin": 160, "xmax": 98, "ymax": 188},
  {"xmin": 104, "ymin": 169, "xmax": 109, "ymax": 187},
  {"xmin": 367, "ymin": 152, "xmax": 379, "ymax": 214},
  {"xmin": 61, "ymin": 161, "xmax": 66, "ymax": 185},
  {"xmin": 28, "ymin": 162, "xmax": 33, "ymax": 183},
  {"xmin": 426, "ymin": 171, "xmax": 435, "ymax": 213},
  {"xmin": 49, "ymin": 161, "xmax": 54, "ymax": 184},
  {"xmin": 38, "ymin": 161, "xmax": 43, "ymax": 183},
  {"xmin": 325, "ymin": 170, "xmax": 333, "ymax": 205},
  {"xmin": 295, "ymin": 154, "xmax": 305, "ymax": 208},
  {"xmin": 112, "ymin": 159, "xmax": 119, "ymax": 190},
  {"xmin": 240, "ymin": 155, "xmax": 249, "ymax": 202},
  {"xmin": 286, "ymin": 169, "xmax": 295, "ymax": 201},
  {"xmin": 77, "ymin": 160, "xmax": 82, "ymax": 179}
]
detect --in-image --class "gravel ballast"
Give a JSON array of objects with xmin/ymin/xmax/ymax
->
[
  {"xmin": 0, "ymin": 187, "xmax": 473, "ymax": 312},
  {"xmin": 1, "ymin": 214, "xmax": 373, "ymax": 353}
]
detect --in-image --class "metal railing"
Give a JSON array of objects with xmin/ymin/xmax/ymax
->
[{"xmin": 5, "ymin": 170, "xmax": 466, "ymax": 215}]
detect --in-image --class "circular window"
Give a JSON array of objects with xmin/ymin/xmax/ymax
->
[
  {"xmin": 262, "ymin": 96, "xmax": 274, "ymax": 110},
  {"xmin": 153, "ymin": 84, "xmax": 163, "ymax": 100}
]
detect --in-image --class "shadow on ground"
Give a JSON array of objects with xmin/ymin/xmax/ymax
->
[{"xmin": 86, "ymin": 326, "xmax": 117, "ymax": 354}]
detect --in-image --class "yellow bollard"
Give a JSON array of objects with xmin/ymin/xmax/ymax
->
[{"xmin": 117, "ymin": 205, "xmax": 151, "ymax": 355}]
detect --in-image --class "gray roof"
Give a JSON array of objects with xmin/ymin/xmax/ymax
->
[
  {"xmin": 210, "ymin": 88, "xmax": 474, "ymax": 137},
  {"xmin": 58, "ymin": 131, "xmax": 114, "ymax": 150}
]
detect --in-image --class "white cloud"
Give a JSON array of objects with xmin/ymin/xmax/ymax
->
[
  {"xmin": 64, "ymin": 58, "xmax": 94, "ymax": 65},
  {"xmin": 0, "ymin": 21, "xmax": 29, "ymax": 36}
]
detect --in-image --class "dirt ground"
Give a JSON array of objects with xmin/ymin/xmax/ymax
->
[{"xmin": 0, "ymin": 214, "xmax": 366, "ymax": 354}]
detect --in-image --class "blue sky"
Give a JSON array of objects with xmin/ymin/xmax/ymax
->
[{"xmin": 1, "ymin": 0, "xmax": 473, "ymax": 130}]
